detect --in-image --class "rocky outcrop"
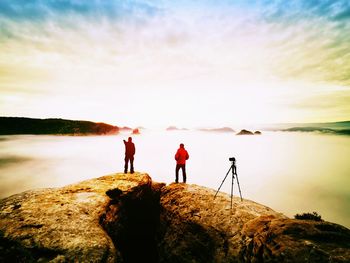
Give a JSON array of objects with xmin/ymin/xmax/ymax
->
[
  {"xmin": 0, "ymin": 173, "xmax": 151, "ymax": 262},
  {"xmin": 132, "ymin": 128, "xmax": 140, "ymax": 134},
  {"xmin": 0, "ymin": 173, "xmax": 349, "ymax": 262},
  {"xmin": 158, "ymin": 183, "xmax": 283, "ymax": 262},
  {"xmin": 236, "ymin": 130, "xmax": 262, "ymax": 135},
  {"xmin": 240, "ymin": 216, "xmax": 350, "ymax": 262},
  {"xmin": 237, "ymin": 129, "xmax": 254, "ymax": 135}
]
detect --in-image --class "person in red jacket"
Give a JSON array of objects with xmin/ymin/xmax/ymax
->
[
  {"xmin": 174, "ymin": 143, "xmax": 189, "ymax": 183},
  {"xmin": 123, "ymin": 137, "xmax": 135, "ymax": 174}
]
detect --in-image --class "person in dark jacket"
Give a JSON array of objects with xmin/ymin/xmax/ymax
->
[
  {"xmin": 123, "ymin": 137, "xmax": 135, "ymax": 173},
  {"xmin": 174, "ymin": 143, "xmax": 189, "ymax": 183}
]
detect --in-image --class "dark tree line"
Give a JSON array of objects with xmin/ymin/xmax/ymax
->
[{"xmin": 0, "ymin": 117, "xmax": 119, "ymax": 135}]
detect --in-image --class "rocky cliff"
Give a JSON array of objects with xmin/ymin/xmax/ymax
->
[{"xmin": 0, "ymin": 173, "xmax": 349, "ymax": 262}]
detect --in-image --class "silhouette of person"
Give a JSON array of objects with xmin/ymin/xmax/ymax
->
[
  {"xmin": 175, "ymin": 143, "xmax": 189, "ymax": 183},
  {"xmin": 123, "ymin": 137, "xmax": 135, "ymax": 174}
]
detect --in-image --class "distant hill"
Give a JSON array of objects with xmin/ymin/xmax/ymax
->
[
  {"xmin": 236, "ymin": 129, "xmax": 254, "ymax": 135},
  {"xmin": 265, "ymin": 121, "xmax": 350, "ymax": 131},
  {"xmin": 283, "ymin": 127, "xmax": 350, "ymax": 136},
  {"xmin": 0, "ymin": 117, "xmax": 119, "ymax": 135},
  {"xmin": 261, "ymin": 121, "xmax": 350, "ymax": 136},
  {"xmin": 288, "ymin": 121, "xmax": 350, "ymax": 130},
  {"xmin": 166, "ymin": 126, "xmax": 188, "ymax": 131},
  {"xmin": 119, "ymin": 127, "xmax": 132, "ymax": 132},
  {"xmin": 198, "ymin": 127, "xmax": 235, "ymax": 133},
  {"xmin": 236, "ymin": 129, "xmax": 262, "ymax": 135}
]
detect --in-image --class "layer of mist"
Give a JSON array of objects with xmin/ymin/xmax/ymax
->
[{"xmin": 0, "ymin": 131, "xmax": 349, "ymax": 227}]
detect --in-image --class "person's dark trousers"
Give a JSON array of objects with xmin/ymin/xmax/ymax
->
[
  {"xmin": 175, "ymin": 164, "xmax": 186, "ymax": 183},
  {"xmin": 124, "ymin": 156, "xmax": 134, "ymax": 173}
]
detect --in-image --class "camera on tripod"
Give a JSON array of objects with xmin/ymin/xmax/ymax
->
[{"xmin": 214, "ymin": 156, "xmax": 243, "ymax": 207}]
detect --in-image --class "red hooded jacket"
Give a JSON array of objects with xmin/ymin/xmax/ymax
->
[{"xmin": 175, "ymin": 147, "xmax": 189, "ymax": 165}]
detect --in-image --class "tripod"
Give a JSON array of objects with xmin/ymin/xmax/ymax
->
[{"xmin": 214, "ymin": 158, "xmax": 243, "ymax": 208}]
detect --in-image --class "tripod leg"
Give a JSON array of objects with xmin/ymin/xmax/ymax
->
[
  {"xmin": 234, "ymin": 166, "xmax": 243, "ymax": 201},
  {"xmin": 231, "ymin": 170, "xmax": 235, "ymax": 208},
  {"xmin": 214, "ymin": 166, "xmax": 232, "ymax": 199}
]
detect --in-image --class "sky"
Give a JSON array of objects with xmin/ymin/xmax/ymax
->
[{"xmin": 0, "ymin": 0, "xmax": 350, "ymax": 128}]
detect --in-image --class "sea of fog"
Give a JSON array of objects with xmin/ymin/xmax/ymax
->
[{"xmin": 0, "ymin": 131, "xmax": 349, "ymax": 227}]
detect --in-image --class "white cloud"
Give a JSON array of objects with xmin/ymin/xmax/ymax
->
[{"xmin": 1, "ymin": 1, "xmax": 349, "ymax": 126}]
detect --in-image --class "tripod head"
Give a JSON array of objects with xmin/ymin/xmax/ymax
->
[{"xmin": 229, "ymin": 157, "xmax": 236, "ymax": 172}]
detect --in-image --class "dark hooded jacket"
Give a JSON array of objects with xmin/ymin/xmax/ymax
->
[{"xmin": 124, "ymin": 141, "xmax": 135, "ymax": 157}]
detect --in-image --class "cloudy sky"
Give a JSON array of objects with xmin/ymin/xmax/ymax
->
[{"xmin": 1, "ymin": 0, "xmax": 350, "ymax": 128}]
